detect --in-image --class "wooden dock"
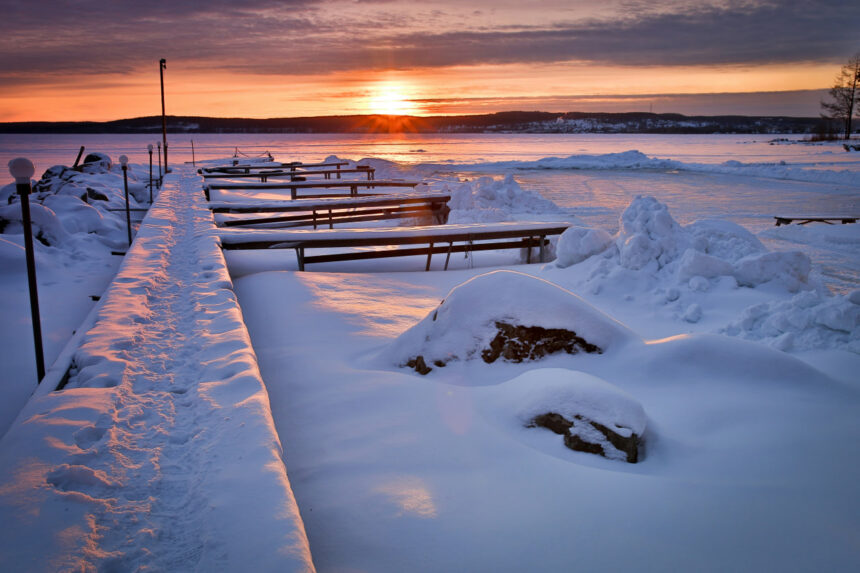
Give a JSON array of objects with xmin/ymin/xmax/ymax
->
[
  {"xmin": 218, "ymin": 221, "xmax": 571, "ymax": 271},
  {"xmin": 211, "ymin": 192, "xmax": 451, "ymax": 229}
]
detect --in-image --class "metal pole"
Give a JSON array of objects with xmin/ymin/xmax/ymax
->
[
  {"xmin": 157, "ymin": 141, "xmax": 163, "ymax": 188},
  {"xmin": 8, "ymin": 158, "xmax": 45, "ymax": 382},
  {"xmin": 191, "ymin": 139, "xmax": 196, "ymax": 166},
  {"xmin": 160, "ymin": 58, "xmax": 168, "ymax": 173},
  {"xmin": 119, "ymin": 155, "xmax": 132, "ymax": 246},
  {"xmin": 148, "ymin": 144, "xmax": 153, "ymax": 202}
]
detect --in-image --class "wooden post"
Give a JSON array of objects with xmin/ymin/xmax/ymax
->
[
  {"xmin": 426, "ymin": 242, "xmax": 434, "ymax": 271},
  {"xmin": 73, "ymin": 146, "xmax": 85, "ymax": 168}
]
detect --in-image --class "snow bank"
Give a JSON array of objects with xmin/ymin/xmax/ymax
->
[
  {"xmin": 445, "ymin": 174, "xmax": 563, "ymax": 223},
  {"xmin": 384, "ymin": 270, "xmax": 638, "ymax": 372},
  {"xmin": 1, "ymin": 156, "xmax": 149, "ymax": 251},
  {"xmin": 556, "ymin": 196, "xmax": 814, "ymax": 298},
  {"xmin": 723, "ymin": 290, "xmax": 860, "ymax": 353},
  {"xmin": 0, "ymin": 168, "xmax": 314, "ymax": 572},
  {"xmin": 432, "ymin": 150, "xmax": 860, "ymax": 186}
]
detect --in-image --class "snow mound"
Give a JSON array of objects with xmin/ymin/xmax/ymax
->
[
  {"xmin": 385, "ymin": 270, "xmax": 638, "ymax": 374},
  {"xmin": 447, "ymin": 175, "xmax": 562, "ymax": 223},
  {"xmin": 557, "ymin": 196, "xmax": 814, "ymax": 296},
  {"xmin": 686, "ymin": 219, "xmax": 767, "ymax": 262},
  {"xmin": 1, "ymin": 154, "xmax": 148, "ymax": 252},
  {"xmin": 491, "ymin": 368, "xmax": 647, "ymax": 436},
  {"xmin": 617, "ymin": 195, "xmax": 688, "ymax": 270},
  {"xmin": 723, "ymin": 290, "xmax": 860, "ymax": 353},
  {"xmin": 555, "ymin": 226, "xmax": 613, "ymax": 268}
]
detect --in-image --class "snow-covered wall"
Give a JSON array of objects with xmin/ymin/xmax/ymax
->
[{"xmin": 0, "ymin": 168, "xmax": 315, "ymax": 572}]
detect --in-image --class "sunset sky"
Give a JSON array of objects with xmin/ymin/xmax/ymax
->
[{"xmin": 1, "ymin": 0, "xmax": 857, "ymax": 121}]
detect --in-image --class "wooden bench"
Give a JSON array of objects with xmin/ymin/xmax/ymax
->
[
  {"xmin": 201, "ymin": 161, "xmax": 349, "ymax": 174},
  {"xmin": 200, "ymin": 166, "xmax": 375, "ymax": 182},
  {"xmin": 218, "ymin": 221, "xmax": 571, "ymax": 271},
  {"xmin": 204, "ymin": 179, "xmax": 422, "ymax": 200},
  {"xmin": 211, "ymin": 193, "xmax": 451, "ymax": 229},
  {"xmin": 774, "ymin": 216, "xmax": 858, "ymax": 226}
]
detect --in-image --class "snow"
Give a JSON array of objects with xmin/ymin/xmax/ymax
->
[
  {"xmin": 485, "ymin": 368, "xmax": 648, "ymax": 437},
  {"xmin": 382, "ymin": 269, "xmax": 637, "ymax": 370},
  {"xmin": 431, "ymin": 149, "xmax": 860, "ymax": 187},
  {"xmin": 1, "ymin": 135, "xmax": 859, "ymax": 571},
  {"xmin": 445, "ymin": 174, "xmax": 564, "ymax": 223},
  {"xmin": 0, "ymin": 165, "xmax": 313, "ymax": 571}
]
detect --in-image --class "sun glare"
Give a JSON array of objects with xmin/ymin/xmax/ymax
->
[{"xmin": 366, "ymin": 82, "xmax": 418, "ymax": 116}]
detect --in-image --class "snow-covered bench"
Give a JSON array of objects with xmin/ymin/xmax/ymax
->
[
  {"xmin": 201, "ymin": 160, "xmax": 349, "ymax": 174},
  {"xmin": 774, "ymin": 216, "xmax": 858, "ymax": 226},
  {"xmin": 204, "ymin": 179, "xmax": 422, "ymax": 200},
  {"xmin": 210, "ymin": 192, "xmax": 451, "ymax": 229},
  {"xmin": 200, "ymin": 165, "xmax": 375, "ymax": 182},
  {"xmin": 218, "ymin": 221, "xmax": 571, "ymax": 271}
]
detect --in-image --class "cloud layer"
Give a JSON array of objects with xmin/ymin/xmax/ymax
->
[{"xmin": 1, "ymin": 0, "xmax": 857, "ymax": 79}]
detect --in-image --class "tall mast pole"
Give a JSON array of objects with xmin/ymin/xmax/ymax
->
[{"xmin": 160, "ymin": 58, "xmax": 168, "ymax": 172}]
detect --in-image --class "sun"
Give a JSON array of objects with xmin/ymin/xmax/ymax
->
[{"xmin": 366, "ymin": 82, "xmax": 418, "ymax": 116}]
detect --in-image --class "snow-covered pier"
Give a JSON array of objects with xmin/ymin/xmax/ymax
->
[{"xmin": 0, "ymin": 170, "xmax": 315, "ymax": 571}]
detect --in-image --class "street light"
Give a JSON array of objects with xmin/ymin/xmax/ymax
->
[
  {"xmin": 160, "ymin": 58, "xmax": 169, "ymax": 173},
  {"xmin": 119, "ymin": 155, "xmax": 132, "ymax": 246},
  {"xmin": 8, "ymin": 157, "xmax": 45, "ymax": 383}
]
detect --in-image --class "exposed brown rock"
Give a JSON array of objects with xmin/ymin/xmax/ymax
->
[
  {"xmin": 529, "ymin": 412, "xmax": 641, "ymax": 463},
  {"xmin": 481, "ymin": 321, "xmax": 602, "ymax": 364}
]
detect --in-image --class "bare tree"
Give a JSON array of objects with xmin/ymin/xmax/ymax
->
[{"xmin": 821, "ymin": 53, "xmax": 860, "ymax": 140}]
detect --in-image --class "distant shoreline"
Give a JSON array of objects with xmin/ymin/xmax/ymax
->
[{"xmin": 0, "ymin": 111, "xmax": 828, "ymax": 135}]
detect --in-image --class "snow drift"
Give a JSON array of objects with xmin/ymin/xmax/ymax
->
[{"xmin": 385, "ymin": 270, "xmax": 638, "ymax": 374}]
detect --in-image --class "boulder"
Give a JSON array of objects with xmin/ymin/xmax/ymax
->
[
  {"xmin": 388, "ymin": 270, "xmax": 637, "ymax": 376},
  {"xmin": 481, "ymin": 321, "xmax": 602, "ymax": 364},
  {"xmin": 489, "ymin": 369, "xmax": 647, "ymax": 463}
]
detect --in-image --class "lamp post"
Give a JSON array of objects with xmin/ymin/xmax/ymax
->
[
  {"xmin": 147, "ymin": 144, "xmax": 153, "ymax": 202},
  {"xmin": 160, "ymin": 58, "xmax": 169, "ymax": 173},
  {"xmin": 8, "ymin": 157, "xmax": 45, "ymax": 383},
  {"xmin": 157, "ymin": 141, "xmax": 163, "ymax": 188},
  {"xmin": 119, "ymin": 155, "xmax": 132, "ymax": 246}
]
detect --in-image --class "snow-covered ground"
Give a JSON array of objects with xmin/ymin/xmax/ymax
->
[{"xmin": 0, "ymin": 135, "xmax": 858, "ymax": 571}]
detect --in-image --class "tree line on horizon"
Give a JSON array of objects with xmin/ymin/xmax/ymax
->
[{"xmin": 0, "ymin": 111, "xmax": 830, "ymax": 135}]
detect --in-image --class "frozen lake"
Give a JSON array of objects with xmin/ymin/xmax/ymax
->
[{"xmin": 3, "ymin": 132, "xmax": 858, "ymax": 292}]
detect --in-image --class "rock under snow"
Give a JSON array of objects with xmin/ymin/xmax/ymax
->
[
  {"xmin": 493, "ymin": 368, "xmax": 646, "ymax": 462},
  {"xmin": 387, "ymin": 270, "xmax": 638, "ymax": 375}
]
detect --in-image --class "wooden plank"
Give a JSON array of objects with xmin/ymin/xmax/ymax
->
[
  {"xmin": 209, "ymin": 193, "xmax": 451, "ymax": 213},
  {"xmin": 774, "ymin": 216, "xmax": 858, "ymax": 226},
  {"xmin": 201, "ymin": 167, "xmax": 375, "ymax": 181},
  {"xmin": 206, "ymin": 179, "xmax": 423, "ymax": 200},
  {"xmin": 219, "ymin": 222, "xmax": 570, "ymax": 250},
  {"xmin": 201, "ymin": 161, "xmax": 348, "ymax": 173},
  {"xmin": 219, "ymin": 203, "xmax": 449, "ymax": 229},
  {"xmin": 206, "ymin": 179, "xmax": 420, "ymax": 191},
  {"xmin": 300, "ymin": 238, "xmax": 547, "ymax": 266}
]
